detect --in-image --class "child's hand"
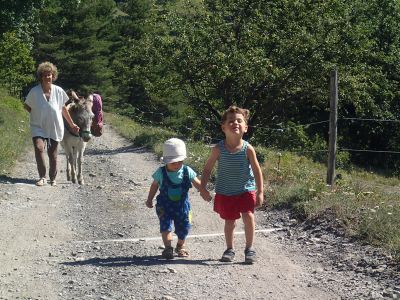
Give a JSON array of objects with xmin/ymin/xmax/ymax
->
[
  {"xmin": 200, "ymin": 189, "xmax": 212, "ymax": 202},
  {"xmin": 255, "ymin": 192, "xmax": 264, "ymax": 208},
  {"xmin": 145, "ymin": 199, "xmax": 153, "ymax": 208}
]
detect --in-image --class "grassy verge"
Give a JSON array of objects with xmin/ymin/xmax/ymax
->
[
  {"xmin": 262, "ymin": 149, "xmax": 400, "ymax": 259},
  {"xmin": 0, "ymin": 89, "xmax": 31, "ymax": 175},
  {"xmin": 106, "ymin": 112, "xmax": 400, "ymax": 260}
]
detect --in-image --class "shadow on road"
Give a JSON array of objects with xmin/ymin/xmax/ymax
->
[
  {"xmin": 84, "ymin": 145, "xmax": 148, "ymax": 156},
  {"xmin": 0, "ymin": 175, "xmax": 35, "ymax": 185},
  {"xmin": 61, "ymin": 255, "xmax": 214, "ymax": 267}
]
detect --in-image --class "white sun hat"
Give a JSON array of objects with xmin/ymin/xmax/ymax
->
[{"xmin": 161, "ymin": 138, "xmax": 187, "ymax": 164}]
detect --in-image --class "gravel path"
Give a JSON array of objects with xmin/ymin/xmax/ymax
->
[{"xmin": 0, "ymin": 124, "xmax": 398, "ymax": 299}]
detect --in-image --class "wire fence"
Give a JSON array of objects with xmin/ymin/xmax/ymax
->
[{"xmin": 128, "ymin": 105, "xmax": 400, "ymax": 155}]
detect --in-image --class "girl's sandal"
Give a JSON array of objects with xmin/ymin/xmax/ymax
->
[{"xmin": 175, "ymin": 246, "xmax": 189, "ymax": 257}]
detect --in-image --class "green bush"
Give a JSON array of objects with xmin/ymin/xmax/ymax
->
[
  {"xmin": 0, "ymin": 92, "xmax": 30, "ymax": 174},
  {"xmin": 336, "ymin": 150, "xmax": 352, "ymax": 171}
]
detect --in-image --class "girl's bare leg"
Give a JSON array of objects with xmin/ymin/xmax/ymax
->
[
  {"xmin": 224, "ymin": 219, "xmax": 236, "ymax": 249},
  {"xmin": 242, "ymin": 212, "xmax": 255, "ymax": 249}
]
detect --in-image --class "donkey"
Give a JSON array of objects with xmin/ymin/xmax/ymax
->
[{"xmin": 61, "ymin": 97, "xmax": 94, "ymax": 185}]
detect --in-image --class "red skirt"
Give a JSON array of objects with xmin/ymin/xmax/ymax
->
[{"xmin": 214, "ymin": 191, "xmax": 256, "ymax": 220}]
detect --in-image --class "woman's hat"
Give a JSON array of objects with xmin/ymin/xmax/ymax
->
[{"xmin": 161, "ymin": 138, "xmax": 187, "ymax": 164}]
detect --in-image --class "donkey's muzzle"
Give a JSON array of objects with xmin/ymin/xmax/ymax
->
[{"xmin": 80, "ymin": 130, "xmax": 92, "ymax": 142}]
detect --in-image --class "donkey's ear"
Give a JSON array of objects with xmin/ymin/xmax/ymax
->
[
  {"xmin": 85, "ymin": 98, "xmax": 93, "ymax": 110},
  {"xmin": 76, "ymin": 96, "xmax": 87, "ymax": 105}
]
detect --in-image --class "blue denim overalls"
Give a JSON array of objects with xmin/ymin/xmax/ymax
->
[{"xmin": 155, "ymin": 166, "xmax": 192, "ymax": 240}]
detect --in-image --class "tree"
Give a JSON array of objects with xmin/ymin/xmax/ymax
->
[
  {"xmin": 332, "ymin": 0, "xmax": 400, "ymax": 170},
  {"xmin": 33, "ymin": 0, "xmax": 118, "ymax": 100},
  {"xmin": 129, "ymin": 0, "xmax": 400, "ymax": 171},
  {"xmin": 0, "ymin": 31, "xmax": 35, "ymax": 97},
  {"xmin": 110, "ymin": 0, "xmax": 155, "ymax": 113},
  {"xmin": 138, "ymin": 0, "xmax": 360, "ymax": 138},
  {"xmin": 0, "ymin": 0, "xmax": 44, "ymax": 47}
]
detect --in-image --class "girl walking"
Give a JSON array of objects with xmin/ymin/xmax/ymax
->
[{"xmin": 201, "ymin": 106, "xmax": 264, "ymax": 264}]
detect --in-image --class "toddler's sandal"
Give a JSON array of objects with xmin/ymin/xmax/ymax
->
[
  {"xmin": 175, "ymin": 246, "xmax": 189, "ymax": 257},
  {"xmin": 162, "ymin": 246, "xmax": 174, "ymax": 259}
]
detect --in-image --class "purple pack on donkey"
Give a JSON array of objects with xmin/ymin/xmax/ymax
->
[{"xmin": 91, "ymin": 93, "xmax": 103, "ymax": 137}]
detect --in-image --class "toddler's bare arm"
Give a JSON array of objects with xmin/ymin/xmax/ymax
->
[
  {"xmin": 192, "ymin": 177, "xmax": 212, "ymax": 202},
  {"xmin": 146, "ymin": 180, "xmax": 159, "ymax": 208}
]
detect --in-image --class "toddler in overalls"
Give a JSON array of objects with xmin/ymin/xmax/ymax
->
[{"xmin": 146, "ymin": 138, "xmax": 211, "ymax": 259}]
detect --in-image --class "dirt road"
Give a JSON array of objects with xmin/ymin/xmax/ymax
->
[{"xmin": 0, "ymin": 125, "xmax": 398, "ymax": 299}]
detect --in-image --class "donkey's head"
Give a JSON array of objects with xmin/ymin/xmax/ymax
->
[{"xmin": 69, "ymin": 97, "xmax": 94, "ymax": 142}]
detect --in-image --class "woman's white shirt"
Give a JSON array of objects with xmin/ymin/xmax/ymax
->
[{"xmin": 25, "ymin": 84, "xmax": 69, "ymax": 141}]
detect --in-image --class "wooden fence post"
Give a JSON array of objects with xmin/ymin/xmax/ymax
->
[{"xmin": 327, "ymin": 69, "xmax": 338, "ymax": 186}]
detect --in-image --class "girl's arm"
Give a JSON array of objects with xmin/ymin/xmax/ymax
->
[
  {"xmin": 247, "ymin": 144, "xmax": 264, "ymax": 208},
  {"xmin": 201, "ymin": 145, "xmax": 220, "ymax": 189},
  {"xmin": 146, "ymin": 180, "xmax": 159, "ymax": 208}
]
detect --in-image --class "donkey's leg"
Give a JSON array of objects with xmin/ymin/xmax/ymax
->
[
  {"xmin": 77, "ymin": 143, "xmax": 87, "ymax": 185},
  {"xmin": 66, "ymin": 152, "xmax": 72, "ymax": 181},
  {"xmin": 67, "ymin": 151, "xmax": 76, "ymax": 183},
  {"xmin": 62, "ymin": 139, "xmax": 73, "ymax": 182},
  {"xmin": 70, "ymin": 147, "xmax": 78, "ymax": 184}
]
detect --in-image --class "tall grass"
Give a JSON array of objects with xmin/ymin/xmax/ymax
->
[
  {"xmin": 107, "ymin": 112, "xmax": 400, "ymax": 260},
  {"xmin": 0, "ymin": 90, "xmax": 31, "ymax": 175}
]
